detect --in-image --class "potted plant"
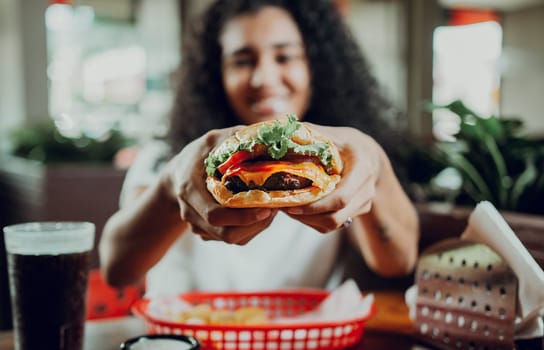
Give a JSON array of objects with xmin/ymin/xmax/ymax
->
[
  {"xmin": 407, "ymin": 99, "xmax": 544, "ymax": 215},
  {"xmin": 0, "ymin": 119, "xmax": 134, "ymax": 269},
  {"xmin": 7, "ymin": 119, "xmax": 130, "ymax": 164},
  {"xmin": 403, "ymin": 100, "xmax": 544, "ymax": 267}
]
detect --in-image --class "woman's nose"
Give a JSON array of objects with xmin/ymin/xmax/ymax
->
[{"xmin": 250, "ymin": 58, "xmax": 280, "ymax": 88}]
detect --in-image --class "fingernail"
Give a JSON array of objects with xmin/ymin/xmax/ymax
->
[
  {"xmin": 256, "ymin": 209, "xmax": 272, "ymax": 220},
  {"xmin": 286, "ymin": 207, "xmax": 303, "ymax": 215}
]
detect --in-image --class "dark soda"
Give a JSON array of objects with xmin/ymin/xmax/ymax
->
[{"xmin": 7, "ymin": 251, "xmax": 90, "ymax": 350}]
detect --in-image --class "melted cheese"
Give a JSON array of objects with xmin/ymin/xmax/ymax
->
[{"xmin": 222, "ymin": 161, "xmax": 332, "ymax": 190}]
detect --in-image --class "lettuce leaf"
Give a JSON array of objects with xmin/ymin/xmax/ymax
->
[
  {"xmin": 204, "ymin": 114, "xmax": 335, "ymax": 176},
  {"xmin": 291, "ymin": 142, "xmax": 333, "ymax": 172},
  {"xmin": 257, "ymin": 114, "xmax": 300, "ymax": 159},
  {"xmin": 205, "ymin": 144, "xmax": 236, "ymax": 176}
]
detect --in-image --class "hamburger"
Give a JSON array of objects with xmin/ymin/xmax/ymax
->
[{"xmin": 204, "ymin": 115, "xmax": 343, "ymax": 208}]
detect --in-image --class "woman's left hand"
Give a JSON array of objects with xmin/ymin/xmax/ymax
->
[{"xmin": 283, "ymin": 124, "xmax": 382, "ymax": 232}]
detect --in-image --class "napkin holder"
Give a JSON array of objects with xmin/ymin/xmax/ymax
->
[{"xmin": 414, "ymin": 238, "xmax": 518, "ymax": 349}]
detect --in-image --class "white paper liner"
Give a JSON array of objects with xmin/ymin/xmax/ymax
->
[
  {"xmin": 271, "ymin": 279, "xmax": 374, "ymax": 324},
  {"xmin": 147, "ymin": 279, "xmax": 374, "ymax": 324}
]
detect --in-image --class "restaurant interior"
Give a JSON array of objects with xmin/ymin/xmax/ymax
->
[{"xmin": 0, "ymin": 0, "xmax": 543, "ymax": 349}]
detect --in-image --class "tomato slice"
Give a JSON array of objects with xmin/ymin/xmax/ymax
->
[{"xmin": 217, "ymin": 150, "xmax": 253, "ymax": 175}]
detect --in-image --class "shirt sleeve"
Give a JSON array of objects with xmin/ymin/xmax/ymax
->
[{"xmin": 119, "ymin": 140, "xmax": 171, "ymax": 208}]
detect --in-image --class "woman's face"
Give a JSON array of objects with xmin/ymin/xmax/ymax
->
[{"xmin": 220, "ymin": 6, "xmax": 311, "ymax": 125}]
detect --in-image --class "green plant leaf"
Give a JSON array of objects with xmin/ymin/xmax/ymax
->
[
  {"xmin": 500, "ymin": 118, "xmax": 524, "ymax": 137},
  {"xmin": 435, "ymin": 144, "xmax": 494, "ymax": 203},
  {"xmin": 440, "ymin": 100, "xmax": 507, "ymax": 141},
  {"xmin": 9, "ymin": 120, "xmax": 133, "ymax": 164},
  {"xmin": 482, "ymin": 134, "xmax": 509, "ymax": 206},
  {"xmin": 445, "ymin": 100, "xmax": 476, "ymax": 119},
  {"xmin": 483, "ymin": 118, "xmax": 505, "ymax": 141},
  {"xmin": 509, "ymin": 156, "xmax": 537, "ymax": 210},
  {"xmin": 459, "ymin": 119, "xmax": 484, "ymax": 141},
  {"xmin": 534, "ymin": 147, "xmax": 544, "ymax": 189},
  {"xmin": 417, "ymin": 99, "xmax": 544, "ymax": 214}
]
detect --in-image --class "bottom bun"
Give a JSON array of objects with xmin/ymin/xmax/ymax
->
[{"xmin": 206, "ymin": 175, "xmax": 341, "ymax": 208}]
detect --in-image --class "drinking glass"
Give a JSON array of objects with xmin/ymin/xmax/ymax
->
[{"xmin": 3, "ymin": 222, "xmax": 95, "ymax": 350}]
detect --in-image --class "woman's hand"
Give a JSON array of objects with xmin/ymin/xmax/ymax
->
[
  {"xmin": 162, "ymin": 127, "xmax": 278, "ymax": 245},
  {"xmin": 284, "ymin": 123, "xmax": 419, "ymax": 277},
  {"xmin": 284, "ymin": 125, "xmax": 381, "ymax": 232}
]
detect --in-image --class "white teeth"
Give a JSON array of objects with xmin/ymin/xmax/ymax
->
[{"xmin": 251, "ymin": 97, "xmax": 288, "ymax": 114}]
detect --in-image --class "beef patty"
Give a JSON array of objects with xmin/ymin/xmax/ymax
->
[{"xmin": 224, "ymin": 172, "xmax": 313, "ymax": 193}]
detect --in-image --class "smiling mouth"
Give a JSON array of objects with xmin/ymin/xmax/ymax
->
[{"xmin": 250, "ymin": 96, "xmax": 289, "ymax": 116}]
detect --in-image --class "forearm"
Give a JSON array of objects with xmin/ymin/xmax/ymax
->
[
  {"xmin": 351, "ymin": 149, "xmax": 419, "ymax": 277},
  {"xmin": 99, "ymin": 176, "xmax": 187, "ymax": 287}
]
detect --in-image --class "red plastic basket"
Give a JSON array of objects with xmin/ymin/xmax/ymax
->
[{"xmin": 132, "ymin": 290, "xmax": 376, "ymax": 350}]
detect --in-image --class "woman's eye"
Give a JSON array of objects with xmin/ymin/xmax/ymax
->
[
  {"xmin": 277, "ymin": 55, "xmax": 295, "ymax": 64},
  {"xmin": 231, "ymin": 58, "xmax": 255, "ymax": 67}
]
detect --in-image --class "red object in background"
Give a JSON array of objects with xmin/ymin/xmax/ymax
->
[
  {"xmin": 114, "ymin": 146, "xmax": 140, "ymax": 170},
  {"xmin": 48, "ymin": 0, "xmax": 73, "ymax": 5},
  {"xmin": 449, "ymin": 8, "xmax": 500, "ymax": 26},
  {"xmin": 86, "ymin": 269, "xmax": 145, "ymax": 320},
  {"xmin": 333, "ymin": 0, "xmax": 350, "ymax": 17}
]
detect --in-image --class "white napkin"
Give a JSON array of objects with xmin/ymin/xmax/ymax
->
[
  {"xmin": 147, "ymin": 295, "xmax": 193, "ymax": 321},
  {"xmin": 462, "ymin": 201, "xmax": 544, "ymax": 338},
  {"xmin": 271, "ymin": 279, "xmax": 374, "ymax": 324},
  {"xmin": 405, "ymin": 201, "xmax": 544, "ymax": 339}
]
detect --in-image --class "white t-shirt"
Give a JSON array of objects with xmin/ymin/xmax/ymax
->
[{"xmin": 121, "ymin": 141, "xmax": 344, "ymax": 297}]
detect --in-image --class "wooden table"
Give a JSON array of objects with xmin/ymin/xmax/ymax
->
[
  {"xmin": 0, "ymin": 320, "xmax": 437, "ymax": 350},
  {"xmin": 1, "ymin": 291, "xmax": 540, "ymax": 350},
  {"xmin": 358, "ymin": 291, "xmax": 438, "ymax": 349},
  {"xmin": 0, "ymin": 291, "xmax": 440, "ymax": 350}
]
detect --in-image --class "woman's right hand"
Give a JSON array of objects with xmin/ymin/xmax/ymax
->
[{"xmin": 161, "ymin": 127, "xmax": 278, "ymax": 245}]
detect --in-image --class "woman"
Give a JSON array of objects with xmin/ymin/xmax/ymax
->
[{"xmin": 99, "ymin": 0, "xmax": 419, "ymax": 296}]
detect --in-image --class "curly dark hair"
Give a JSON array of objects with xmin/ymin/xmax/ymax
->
[{"xmin": 168, "ymin": 0, "xmax": 405, "ymax": 174}]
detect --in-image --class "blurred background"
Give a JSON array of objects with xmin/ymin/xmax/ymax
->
[
  {"xmin": 0, "ymin": 0, "xmax": 543, "ymax": 328},
  {"xmin": 1, "ymin": 0, "xmax": 543, "ymax": 154}
]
